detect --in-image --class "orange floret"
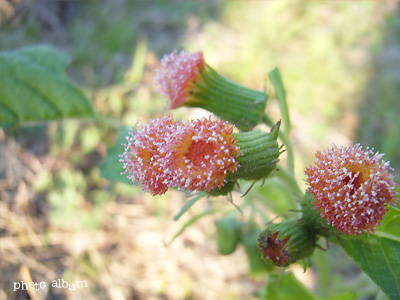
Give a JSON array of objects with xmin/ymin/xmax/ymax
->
[
  {"xmin": 121, "ymin": 115, "xmax": 178, "ymax": 195},
  {"xmin": 171, "ymin": 116, "xmax": 240, "ymax": 192}
]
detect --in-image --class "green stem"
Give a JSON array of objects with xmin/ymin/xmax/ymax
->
[
  {"xmin": 273, "ymin": 164, "xmax": 303, "ymax": 198},
  {"xmin": 246, "ymin": 199, "xmax": 270, "ymax": 223},
  {"xmin": 268, "ymin": 67, "xmax": 291, "ymax": 134},
  {"xmin": 315, "ymin": 248, "xmax": 332, "ymax": 297}
]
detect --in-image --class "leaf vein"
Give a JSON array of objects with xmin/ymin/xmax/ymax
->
[{"xmin": 6, "ymin": 70, "xmax": 64, "ymax": 117}]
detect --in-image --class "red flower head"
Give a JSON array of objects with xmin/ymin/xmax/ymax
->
[
  {"xmin": 305, "ymin": 144, "xmax": 398, "ymax": 236},
  {"xmin": 154, "ymin": 50, "xmax": 205, "ymax": 109},
  {"xmin": 121, "ymin": 115, "xmax": 178, "ymax": 196},
  {"xmin": 171, "ymin": 116, "xmax": 241, "ymax": 192}
]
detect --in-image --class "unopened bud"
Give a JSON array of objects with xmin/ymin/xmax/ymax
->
[
  {"xmin": 258, "ymin": 218, "xmax": 316, "ymax": 267},
  {"xmin": 228, "ymin": 121, "xmax": 282, "ymax": 182}
]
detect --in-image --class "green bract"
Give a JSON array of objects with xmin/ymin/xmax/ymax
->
[
  {"xmin": 228, "ymin": 122, "xmax": 281, "ymax": 182},
  {"xmin": 189, "ymin": 64, "xmax": 267, "ymax": 131}
]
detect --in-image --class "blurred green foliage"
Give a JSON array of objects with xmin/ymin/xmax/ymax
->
[
  {"xmin": 0, "ymin": 46, "xmax": 93, "ymax": 127},
  {"xmin": 99, "ymin": 126, "xmax": 131, "ymax": 184},
  {"xmin": 184, "ymin": 2, "xmax": 398, "ymax": 170},
  {"xmin": 357, "ymin": 12, "xmax": 400, "ymax": 176},
  {"xmin": 216, "ymin": 213, "xmax": 242, "ymax": 255}
]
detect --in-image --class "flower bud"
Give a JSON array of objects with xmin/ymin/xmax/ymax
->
[
  {"xmin": 228, "ymin": 121, "xmax": 281, "ymax": 182},
  {"xmin": 258, "ymin": 218, "xmax": 316, "ymax": 267},
  {"xmin": 154, "ymin": 50, "xmax": 267, "ymax": 131}
]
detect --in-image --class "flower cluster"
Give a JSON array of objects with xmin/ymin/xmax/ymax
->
[
  {"xmin": 121, "ymin": 115, "xmax": 241, "ymax": 195},
  {"xmin": 305, "ymin": 144, "xmax": 398, "ymax": 236},
  {"xmin": 122, "ymin": 47, "xmax": 399, "ymax": 271}
]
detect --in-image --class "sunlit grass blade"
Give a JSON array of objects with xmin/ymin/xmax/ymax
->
[
  {"xmin": 173, "ymin": 191, "xmax": 208, "ymax": 221},
  {"xmin": 166, "ymin": 209, "xmax": 218, "ymax": 246}
]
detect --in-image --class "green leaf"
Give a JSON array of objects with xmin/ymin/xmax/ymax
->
[
  {"xmin": 325, "ymin": 292, "xmax": 356, "ymax": 300},
  {"xmin": 263, "ymin": 272, "xmax": 356, "ymax": 300},
  {"xmin": 268, "ymin": 67, "xmax": 290, "ymax": 133},
  {"xmin": 341, "ymin": 207, "xmax": 400, "ymax": 300},
  {"xmin": 0, "ymin": 45, "xmax": 93, "ymax": 127},
  {"xmin": 99, "ymin": 126, "xmax": 131, "ymax": 184},
  {"xmin": 268, "ymin": 67, "xmax": 294, "ymax": 172},
  {"xmin": 264, "ymin": 272, "xmax": 318, "ymax": 300}
]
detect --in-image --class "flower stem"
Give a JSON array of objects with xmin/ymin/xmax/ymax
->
[
  {"xmin": 262, "ymin": 114, "xmax": 294, "ymax": 173},
  {"xmin": 273, "ymin": 164, "xmax": 303, "ymax": 198}
]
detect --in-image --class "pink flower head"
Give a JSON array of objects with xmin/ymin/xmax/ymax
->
[
  {"xmin": 121, "ymin": 115, "xmax": 178, "ymax": 196},
  {"xmin": 305, "ymin": 144, "xmax": 398, "ymax": 236},
  {"xmin": 154, "ymin": 50, "xmax": 205, "ymax": 109},
  {"xmin": 171, "ymin": 116, "xmax": 241, "ymax": 192}
]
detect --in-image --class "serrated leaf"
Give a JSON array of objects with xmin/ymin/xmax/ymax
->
[
  {"xmin": 0, "ymin": 45, "xmax": 93, "ymax": 127},
  {"xmin": 99, "ymin": 126, "xmax": 131, "ymax": 184},
  {"xmin": 341, "ymin": 207, "xmax": 400, "ymax": 300}
]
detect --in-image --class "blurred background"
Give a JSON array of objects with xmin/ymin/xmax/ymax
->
[{"xmin": 1, "ymin": 1, "xmax": 399, "ymax": 299}]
